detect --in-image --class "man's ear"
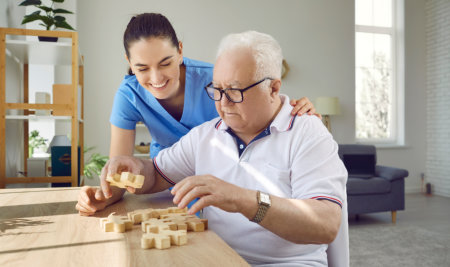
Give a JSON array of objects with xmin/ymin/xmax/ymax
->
[{"xmin": 270, "ymin": 79, "xmax": 282, "ymax": 98}]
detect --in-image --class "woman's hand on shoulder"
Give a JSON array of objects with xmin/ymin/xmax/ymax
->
[{"xmin": 290, "ymin": 97, "xmax": 322, "ymax": 119}]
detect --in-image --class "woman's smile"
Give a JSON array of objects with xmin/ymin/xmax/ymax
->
[{"xmin": 150, "ymin": 80, "xmax": 168, "ymax": 89}]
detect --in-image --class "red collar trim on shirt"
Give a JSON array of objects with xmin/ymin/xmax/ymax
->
[{"xmin": 215, "ymin": 119, "xmax": 223, "ymax": 130}]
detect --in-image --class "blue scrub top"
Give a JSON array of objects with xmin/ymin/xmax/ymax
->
[{"xmin": 110, "ymin": 57, "xmax": 218, "ymax": 158}]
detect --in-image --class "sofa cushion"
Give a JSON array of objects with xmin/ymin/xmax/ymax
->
[
  {"xmin": 343, "ymin": 154, "xmax": 376, "ymax": 178},
  {"xmin": 347, "ymin": 177, "xmax": 391, "ymax": 195}
]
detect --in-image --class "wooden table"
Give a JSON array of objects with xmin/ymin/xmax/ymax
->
[{"xmin": 0, "ymin": 188, "xmax": 249, "ymax": 267}]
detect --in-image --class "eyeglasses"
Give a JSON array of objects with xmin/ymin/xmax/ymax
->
[{"xmin": 204, "ymin": 77, "xmax": 273, "ymax": 103}]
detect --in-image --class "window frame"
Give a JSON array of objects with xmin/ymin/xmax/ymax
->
[{"xmin": 354, "ymin": 0, "xmax": 405, "ymax": 147}]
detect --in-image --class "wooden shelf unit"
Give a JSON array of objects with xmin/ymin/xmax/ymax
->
[{"xmin": 0, "ymin": 27, "xmax": 84, "ymax": 188}]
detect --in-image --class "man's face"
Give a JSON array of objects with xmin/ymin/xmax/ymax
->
[{"xmin": 213, "ymin": 49, "xmax": 278, "ymax": 138}]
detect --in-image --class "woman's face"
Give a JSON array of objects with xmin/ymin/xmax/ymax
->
[{"xmin": 127, "ymin": 37, "xmax": 183, "ymax": 100}]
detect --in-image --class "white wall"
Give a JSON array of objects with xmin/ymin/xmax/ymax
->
[
  {"xmin": 376, "ymin": 0, "xmax": 427, "ymax": 193},
  {"xmin": 77, "ymin": 0, "xmax": 427, "ymax": 193},
  {"xmin": 425, "ymin": 0, "xmax": 450, "ymax": 197}
]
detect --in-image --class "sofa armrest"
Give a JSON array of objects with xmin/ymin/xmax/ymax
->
[{"xmin": 375, "ymin": 165, "xmax": 409, "ymax": 182}]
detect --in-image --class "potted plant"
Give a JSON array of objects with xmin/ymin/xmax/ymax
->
[
  {"xmin": 19, "ymin": 0, "xmax": 75, "ymax": 42},
  {"xmin": 83, "ymin": 147, "xmax": 109, "ymax": 180},
  {"xmin": 29, "ymin": 130, "xmax": 48, "ymax": 157}
]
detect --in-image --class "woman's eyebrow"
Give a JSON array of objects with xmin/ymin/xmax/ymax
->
[
  {"xmin": 159, "ymin": 55, "xmax": 173, "ymax": 64},
  {"xmin": 133, "ymin": 56, "xmax": 174, "ymax": 67}
]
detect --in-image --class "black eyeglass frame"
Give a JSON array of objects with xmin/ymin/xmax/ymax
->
[{"xmin": 204, "ymin": 77, "xmax": 274, "ymax": 103}]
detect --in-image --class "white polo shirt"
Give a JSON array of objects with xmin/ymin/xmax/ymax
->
[{"xmin": 154, "ymin": 94, "xmax": 347, "ymax": 266}]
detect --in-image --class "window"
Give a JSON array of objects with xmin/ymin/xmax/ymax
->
[{"xmin": 355, "ymin": 0, "xmax": 404, "ymax": 145}]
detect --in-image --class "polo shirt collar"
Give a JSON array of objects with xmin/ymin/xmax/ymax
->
[{"xmin": 214, "ymin": 94, "xmax": 296, "ymax": 133}]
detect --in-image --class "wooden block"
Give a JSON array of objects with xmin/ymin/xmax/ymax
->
[
  {"xmin": 128, "ymin": 208, "xmax": 160, "ymax": 224},
  {"xmin": 160, "ymin": 229, "xmax": 188, "ymax": 246},
  {"xmin": 166, "ymin": 207, "xmax": 188, "ymax": 214},
  {"xmin": 127, "ymin": 207, "xmax": 187, "ymax": 224},
  {"xmin": 100, "ymin": 212, "xmax": 133, "ymax": 233},
  {"xmin": 141, "ymin": 232, "xmax": 171, "ymax": 249},
  {"xmin": 160, "ymin": 213, "xmax": 208, "ymax": 232},
  {"xmin": 142, "ymin": 218, "xmax": 178, "ymax": 233},
  {"xmin": 106, "ymin": 172, "xmax": 144, "ymax": 189},
  {"xmin": 141, "ymin": 229, "xmax": 187, "ymax": 249},
  {"xmin": 52, "ymin": 84, "xmax": 72, "ymax": 116}
]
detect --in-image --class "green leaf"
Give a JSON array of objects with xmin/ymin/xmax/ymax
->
[
  {"xmin": 54, "ymin": 15, "xmax": 65, "ymax": 22},
  {"xmin": 37, "ymin": 5, "xmax": 53, "ymax": 13},
  {"xmin": 84, "ymin": 152, "xmax": 108, "ymax": 179},
  {"xmin": 53, "ymin": 8, "xmax": 73, "ymax": 14},
  {"xmin": 19, "ymin": 0, "xmax": 42, "ymax": 6},
  {"xmin": 55, "ymin": 20, "xmax": 75, "ymax": 31},
  {"xmin": 21, "ymin": 11, "xmax": 41, "ymax": 24},
  {"xmin": 40, "ymin": 16, "xmax": 54, "ymax": 27},
  {"xmin": 51, "ymin": 0, "xmax": 65, "ymax": 3}
]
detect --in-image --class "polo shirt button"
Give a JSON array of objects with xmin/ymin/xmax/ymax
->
[{"xmin": 239, "ymin": 144, "xmax": 244, "ymax": 149}]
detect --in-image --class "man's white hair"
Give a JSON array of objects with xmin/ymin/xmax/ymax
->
[{"xmin": 216, "ymin": 31, "xmax": 283, "ymax": 80}]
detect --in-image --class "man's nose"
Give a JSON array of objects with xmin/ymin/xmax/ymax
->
[{"xmin": 220, "ymin": 92, "xmax": 233, "ymax": 106}]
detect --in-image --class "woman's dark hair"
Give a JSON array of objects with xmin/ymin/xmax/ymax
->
[{"xmin": 124, "ymin": 13, "xmax": 179, "ymax": 75}]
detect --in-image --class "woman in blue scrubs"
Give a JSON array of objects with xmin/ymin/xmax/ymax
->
[{"xmin": 76, "ymin": 13, "xmax": 318, "ymax": 215}]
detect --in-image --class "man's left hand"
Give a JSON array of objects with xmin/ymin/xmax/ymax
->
[{"xmin": 171, "ymin": 175, "xmax": 248, "ymax": 215}]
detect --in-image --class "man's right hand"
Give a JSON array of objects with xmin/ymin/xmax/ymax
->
[{"xmin": 76, "ymin": 186, "xmax": 108, "ymax": 216}]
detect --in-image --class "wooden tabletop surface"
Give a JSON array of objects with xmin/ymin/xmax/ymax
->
[{"xmin": 0, "ymin": 187, "xmax": 249, "ymax": 267}]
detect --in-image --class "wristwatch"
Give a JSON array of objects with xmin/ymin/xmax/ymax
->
[{"xmin": 250, "ymin": 191, "xmax": 271, "ymax": 223}]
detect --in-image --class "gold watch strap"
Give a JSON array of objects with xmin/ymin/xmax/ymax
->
[
  {"xmin": 250, "ymin": 191, "xmax": 271, "ymax": 223},
  {"xmin": 251, "ymin": 204, "xmax": 269, "ymax": 223}
]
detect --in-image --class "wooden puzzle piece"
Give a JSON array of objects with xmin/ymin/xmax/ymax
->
[
  {"xmin": 106, "ymin": 172, "xmax": 144, "ymax": 189},
  {"xmin": 128, "ymin": 208, "xmax": 161, "ymax": 224},
  {"xmin": 128, "ymin": 207, "xmax": 187, "ymax": 224},
  {"xmin": 160, "ymin": 213, "xmax": 208, "ymax": 232},
  {"xmin": 100, "ymin": 212, "xmax": 133, "ymax": 233},
  {"xmin": 142, "ymin": 218, "xmax": 188, "ymax": 233},
  {"xmin": 141, "ymin": 229, "xmax": 187, "ymax": 249}
]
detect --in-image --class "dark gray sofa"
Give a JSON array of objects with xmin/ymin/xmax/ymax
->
[{"xmin": 338, "ymin": 144, "xmax": 409, "ymax": 223}]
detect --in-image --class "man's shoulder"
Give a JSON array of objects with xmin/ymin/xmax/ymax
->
[{"xmin": 289, "ymin": 114, "xmax": 329, "ymax": 139}]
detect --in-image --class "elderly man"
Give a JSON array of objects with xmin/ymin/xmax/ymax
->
[{"xmin": 77, "ymin": 31, "xmax": 347, "ymax": 266}]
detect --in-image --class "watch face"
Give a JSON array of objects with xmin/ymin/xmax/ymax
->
[{"xmin": 260, "ymin": 193, "xmax": 271, "ymax": 205}]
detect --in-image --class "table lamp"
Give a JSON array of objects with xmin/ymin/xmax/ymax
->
[{"xmin": 315, "ymin": 97, "xmax": 340, "ymax": 132}]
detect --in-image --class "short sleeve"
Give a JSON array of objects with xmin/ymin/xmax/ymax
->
[
  {"xmin": 153, "ymin": 126, "xmax": 199, "ymax": 185},
  {"xmin": 290, "ymin": 117, "xmax": 347, "ymax": 207},
  {"xmin": 109, "ymin": 78, "xmax": 143, "ymax": 130}
]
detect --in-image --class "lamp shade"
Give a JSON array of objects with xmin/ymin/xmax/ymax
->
[{"xmin": 315, "ymin": 97, "xmax": 340, "ymax": 115}]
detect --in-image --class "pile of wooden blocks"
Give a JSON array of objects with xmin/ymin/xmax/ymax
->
[{"xmin": 100, "ymin": 206, "xmax": 208, "ymax": 250}]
